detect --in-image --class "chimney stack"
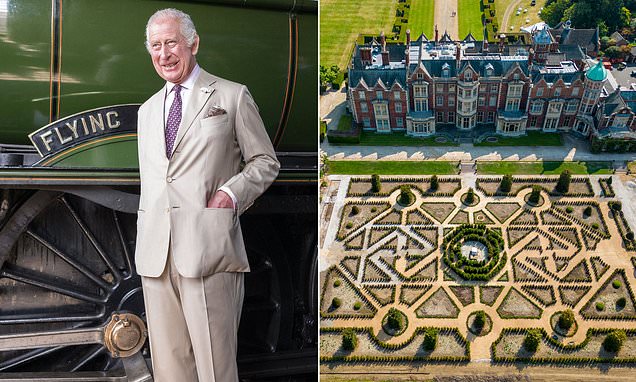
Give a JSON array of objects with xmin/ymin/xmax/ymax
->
[
  {"xmin": 406, "ymin": 29, "xmax": 411, "ymax": 45},
  {"xmin": 382, "ymin": 51, "xmax": 390, "ymax": 66},
  {"xmin": 360, "ymin": 47, "xmax": 372, "ymax": 66},
  {"xmin": 456, "ymin": 43, "xmax": 461, "ymax": 69},
  {"xmin": 435, "ymin": 25, "xmax": 439, "ymax": 45},
  {"xmin": 380, "ymin": 31, "xmax": 386, "ymax": 51}
]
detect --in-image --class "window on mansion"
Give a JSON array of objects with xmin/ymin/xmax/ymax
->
[
  {"xmin": 536, "ymin": 87, "xmax": 544, "ymax": 97},
  {"xmin": 393, "ymin": 91, "xmax": 401, "ymax": 100},
  {"xmin": 564, "ymin": 100, "xmax": 578, "ymax": 113},
  {"xmin": 554, "ymin": 87, "xmax": 561, "ymax": 97},
  {"xmin": 530, "ymin": 101, "xmax": 543, "ymax": 114},
  {"xmin": 412, "ymin": 121, "xmax": 431, "ymax": 133},
  {"xmin": 376, "ymin": 91, "xmax": 383, "ymax": 100},
  {"xmin": 415, "ymin": 98, "xmax": 427, "ymax": 112},
  {"xmin": 358, "ymin": 91, "xmax": 366, "ymax": 100},
  {"xmin": 464, "ymin": 70, "xmax": 472, "ymax": 81},
  {"xmin": 547, "ymin": 102, "xmax": 563, "ymax": 114},
  {"xmin": 395, "ymin": 102, "xmax": 402, "ymax": 113},
  {"xmin": 360, "ymin": 103, "xmax": 368, "ymax": 112},
  {"xmin": 571, "ymin": 87, "xmax": 580, "ymax": 96},
  {"xmin": 612, "ymin": 115, "xmax": 630, "ymax": 128},
  {"xmin": 373, "ymin": 103, "xmax": 389, "ymax": 116},
  {"xmin": 505, "ymin": 98, "xmax": 520, "ymax": 111},
  {"xmin": 507, "ymin": 84, "xmax": 523, "ymax": 97},
  {"xmin": 491, "ymin": 84, "xmax": 498, "ymax": 93},
  {"xmin": 414, "ymin": 84, "xmax": 427, "ymax": 97}
]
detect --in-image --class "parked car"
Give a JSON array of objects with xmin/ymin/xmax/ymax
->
[
  {"xmin": 530, "ymin": 0, "xmax": 536, "ymax": 5},
  {"xmin": 630, "ymin": 70, "xmax": 636, "ymax": 77}
]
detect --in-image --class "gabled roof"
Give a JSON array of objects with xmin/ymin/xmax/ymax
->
[
  {"xmin": 462, "ymin": 32, "xmax": 477, "ymax": 42},
  {"xmin": 603, "ymin": 89, "xmax": 627, "ymax": 115},
  {"xmin": 349, "ymin": 68, "xmax": 407, "ymax": 90},
  {"xmin": 440, "ymin": 31, "xmax": 453, "ymax": 42}
]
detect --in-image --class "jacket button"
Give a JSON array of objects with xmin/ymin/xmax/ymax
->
[{"xmin": 167, "ymin": 176, "xmax": 173, "ymax": 183}]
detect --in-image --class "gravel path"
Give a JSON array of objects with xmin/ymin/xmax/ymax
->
[{"xmin": 434, "ymin": 0, "xmax": 459, "ymax": 39}]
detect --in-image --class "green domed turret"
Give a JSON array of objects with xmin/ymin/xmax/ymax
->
[{"xmin": 586, "ymin": 60, "xmax": 607, "ymax": 82}]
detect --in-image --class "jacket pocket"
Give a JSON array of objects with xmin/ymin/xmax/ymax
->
[{"xmin": 200, "ymin": 114, "xmax": 229, "ymax": 129}]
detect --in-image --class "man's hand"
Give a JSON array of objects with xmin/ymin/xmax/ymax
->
[{"xmin": 207, "ymin": 190, "xmax": 234, "ymax": 209}]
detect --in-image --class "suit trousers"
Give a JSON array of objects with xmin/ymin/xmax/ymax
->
[{"xmin": 141, "ymin": 246, "xmax": 244, "ymax": 382}]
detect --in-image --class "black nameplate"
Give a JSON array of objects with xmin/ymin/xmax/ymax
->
[{"xmin": 29, "ymin": 104, "xmax": 140, "ymax": 158}]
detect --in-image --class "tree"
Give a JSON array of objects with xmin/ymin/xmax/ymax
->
[
  {"xmin": 617, "ymin": 297, "xmax": 627, "ymax": 309},
  {"xmin": 331, "ymin": 297, "xmax": 342, "ymax": 308},
  {"xmin": 473, "ymin": 310, "xmax": 487, "ymax": 331},
  {"xmin": 371, "ymin": 174, "xmax": 381, "ymax": 193},
  {"xmin": 342, "ymin": 328, "xmax": 358, "ymax": 351},
  {"xmin": 320, "ymin": 65, "xmax": 340, "ymax": 90},
  {"xmin": 523, "ymin": 329, "xmax": 542, "ymax": 352},
  {"xmin": 399, "ymin": 185, "xmax": 413, "ymax": 206},
  {"xmin": 423, "ymin": 328, "xmax": 438, "ymax": 351},
  {"xmin": 603, "ymin": 329, "xmax": 627, "ymax": 353},
  {"xmin": 465, "ymin": 188, "xmax": 475, "ymax": 204},
  {"xmin": 583, "ymin": 206, "xmax": 592, "ymax": 217},
  {"xmin": 556, "ymin": 170, "xmax": 571, "ymax": 193},
  {"xmin": 605, "ymin": 46, "xmax": 623, "ymax": 59},
  {"xmin": 430, "ymin": 175, "xmax": 439, "ymax": 191},
  {"xmin": 528, "ymin": 185, "xmax": 542, "ymax": 204},
  {"xmin": 540, "ymin": 0, "xmax": 573, "ymax": 26},
  {"xmin": 500, "ymin": 174, "xmax": 513, "ymax": 193},
  {"xmin": 558, "ymin": 309, "xmax": 575, "ymax": 330},
  {"xmin": 386, "ymin": 308, "xmax": 404, "ymax": 331}
]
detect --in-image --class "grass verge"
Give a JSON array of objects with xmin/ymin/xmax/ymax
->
[
  {"xmin": 475, "ymin": 131, "xmax": 563, "ymax": 146},
  {"xmin": 458, "ymin": 0, "xmax": 483, "ymax": 39},
  {"xmin": 476, "ymin": 161, "xmax": 615, "ymax": 175},
  {"xmin": 329, "ymin": 160, "xmax": 460, "ymax": 175},
  {"xmin": 408, "ymin": 0, "xmax": 435, "ymax": 37},
  {"xmin": 320, "ymin": 0, "xmax": 396, "ymax": 69}
]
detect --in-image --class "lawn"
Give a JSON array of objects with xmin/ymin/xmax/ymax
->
[
  {"xmin": 358, "ymin": 132, "xmax": 459, "ymax": 146},
  {"xmin": 476, "ymin": 161, "xmax": 615, "ymax": 175},
  {"xmin": 475, "ymin": 131, "xmax": 563, "ymax": 146},
  {"xmin": 407, "ymin": 0, "xmax": 435, "ymax": 38},
  {"xmin": 496, "ymin": 0, "xmax": 548, "ymax": 32},
  {"xmin": 458, "ymin": 0, "xmax": 483, "ymax": 39},
  {"xmin": 328, "ymin": 160, "xmax": 460, "ymax": 175},
  {"xmin": 336, "ymin": 115, "xmax": 352, "ymax": 132},
  {"xmin": 320, "ymin": 0, "xmax": 396, "ymax": 69}
]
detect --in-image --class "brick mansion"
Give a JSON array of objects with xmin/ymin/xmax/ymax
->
[{"xmin": 347, "ymin": 23, "xmax": 636, "ymax": 148}]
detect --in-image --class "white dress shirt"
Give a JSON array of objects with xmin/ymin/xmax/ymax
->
[{"xmin": 163, "ymin": 64, "xmax": 238, "ymax": 209}]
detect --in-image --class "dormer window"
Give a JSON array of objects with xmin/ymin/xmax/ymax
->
[
  {"xmin": 442, "ymin": 63, "xmax": 450, "ymax": 78},
  {"xmin": 513, "ymin": 73, "xmax": 520, "ymax": 80},
  {"xmin": 417, "ymin": 72, "xmax": 424, "ymax": 79},
  {"xmin": 485, "ymin": 64, "xmax": 494, "ymax": 77},
  {"xmin": 554, "ymin": 87, "xmax": 561, "ymax": 97},
  {"xmin": 465, "ymin": 70, "xmax": 472, "ymax": 81}
]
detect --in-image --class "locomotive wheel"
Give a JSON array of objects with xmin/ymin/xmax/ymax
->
[{"xmin": 0, "ymin": 190, "xmax": 294, "ymax": 379}]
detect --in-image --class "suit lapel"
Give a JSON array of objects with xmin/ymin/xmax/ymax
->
[
  {"xmin": 172, "ymin": 70, "xmax": 217, "ymax": 156},
  {"xmin": 147, "ymin": 89, "xmax": 169, "ymax": 164}
]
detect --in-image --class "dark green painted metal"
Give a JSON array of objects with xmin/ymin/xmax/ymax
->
[
  {"xmin": 0, "ymin": 0, "xmax": 317, "ymax": 154},
  {"xmin": 278, "ymin": 13, "xmax": 318, "ymax": 151},
  {"xmin": 0, "ymin": 0, "xmax": 52, "ymax": 143}
]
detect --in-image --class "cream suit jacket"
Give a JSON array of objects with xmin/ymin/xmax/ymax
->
[{"xmin": 135, "ymin": 69, "xmax": 280, "ymax": 278}]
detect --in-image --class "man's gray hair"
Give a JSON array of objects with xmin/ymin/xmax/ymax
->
[{"xmin": 145, "ymin": 8, "xmax": 197, "ymax": 52}]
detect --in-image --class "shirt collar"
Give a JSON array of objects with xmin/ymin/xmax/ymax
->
[{"xmin": 165, "ymin": 64, "xmax": 200, "ymax": 93}]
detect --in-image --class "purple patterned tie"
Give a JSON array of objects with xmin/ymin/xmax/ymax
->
[{"xmin": 165, "ymin": 84, "xmax": 182, "ymax": 159}]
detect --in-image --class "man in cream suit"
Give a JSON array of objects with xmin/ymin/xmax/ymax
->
[{"xmin": 135, "ymin": 8, "xmax": 280, "ymax": 382}]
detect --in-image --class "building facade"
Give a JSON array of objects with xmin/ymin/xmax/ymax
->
[{"xmin": 347, "ymin": 24, "xmax": 636, "ymax": 145}]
